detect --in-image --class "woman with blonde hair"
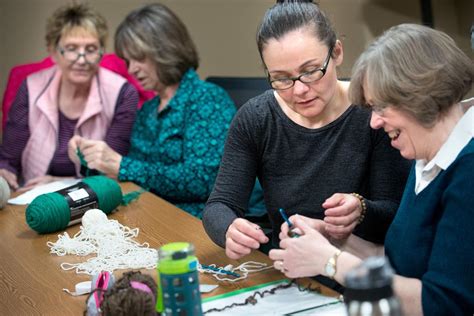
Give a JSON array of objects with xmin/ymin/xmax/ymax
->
[{"xmin": 0, "ymin": 3, "xmax": 137, "ymax": 192}]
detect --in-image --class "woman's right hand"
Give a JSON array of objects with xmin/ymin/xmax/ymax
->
[
  {"xmin": 225, "ymin": 218, "xmax": 269, "ymax": 259},
  {"xmin": 67, "ymin": 135, "xmax": 83, "ymax": 165},
  {"xmin": 0, "ymin": 169, "xmax": 18, "ymax": 190}
]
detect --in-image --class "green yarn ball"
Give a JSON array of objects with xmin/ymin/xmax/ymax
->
[{"xmin": 26, "ymin": 176, "xmax": 123, "ymax": 234}]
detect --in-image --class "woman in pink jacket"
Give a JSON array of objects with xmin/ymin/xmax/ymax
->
[{"xmin": 0, "ymin": 3, "xmax": 138, "ymax": 192}]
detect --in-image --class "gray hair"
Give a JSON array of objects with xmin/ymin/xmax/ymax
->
[
  {"xmin": 115, "ymin": 3, "xmax": 199, "ymax": 86},
  {"xmin": 256, "ymin": 0, "xmax": 337, "ymax": 64},
  {"xmin": 350, "ymin": 23, "xmax": 474, "ymax": 127}
]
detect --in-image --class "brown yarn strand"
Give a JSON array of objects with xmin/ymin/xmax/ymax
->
[{"xmin": 203, "ymin": 279, "xmax": 324, "ymax": 314}]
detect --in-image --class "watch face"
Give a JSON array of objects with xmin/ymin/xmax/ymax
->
[{"xmin": 325, "ymin": 263, "xmax": 336, "ymax": 277}]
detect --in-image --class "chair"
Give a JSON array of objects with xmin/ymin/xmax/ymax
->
[{"xmin": 206, "ymin": 76, "xmax": 271, "ymax": 108}]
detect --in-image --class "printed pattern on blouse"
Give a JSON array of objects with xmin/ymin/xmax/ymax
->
[{"xmin": 118, "ymin": 69, "xmax": 236, "ymax": 217}]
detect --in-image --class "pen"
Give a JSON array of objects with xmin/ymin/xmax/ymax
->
[
  {"xmin": 279, "ymin": 208, "xmax": 300, "ymax": 238},
  {"xmin": 279, "ymin": 208, "xmax": 293, "ymax": 228}
]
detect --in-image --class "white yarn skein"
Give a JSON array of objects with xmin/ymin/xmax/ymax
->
[
  {"xmin": 48, "ymin": 208, "xmax": 158, "ymax": 275},
  {"xmin": 0, "ymin": 176, "xmax": 11, "ymax": 209}
]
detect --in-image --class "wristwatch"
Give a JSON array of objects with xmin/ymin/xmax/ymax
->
[{"xmin": 324, "ymin": 249, "xmax": 342, "ymax": 279}]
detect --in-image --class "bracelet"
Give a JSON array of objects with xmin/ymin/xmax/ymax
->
[{"xmin": 351, "ymin": 193, "xmax": 367, "ymax": 224}]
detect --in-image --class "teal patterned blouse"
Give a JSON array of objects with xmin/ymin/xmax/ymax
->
[{"xmin": 118, "ymin": 69, "xmax": 236, "ymax": 217}]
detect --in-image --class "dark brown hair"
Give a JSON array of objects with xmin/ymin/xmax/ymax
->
[{"xmin": 257, "ymin": 1, "xmax": 336, "ymax": 63}]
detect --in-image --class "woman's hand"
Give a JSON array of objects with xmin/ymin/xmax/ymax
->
[
  {"xmin": 279, "ymin": 214, "xmax": 326, "ymax": 241},
  {"xmin": 225, "ymin": 218, "xmax": 269, "ymax": 260},
  {"xmin": 323, "ymin": 193, "xmax": 362, "ymax": 240},
  {"xmin": 0, "ymin": 169, "xmax": 18, "ymax": 190},
  {"xmin": 270, "ymin": 217, "xmax": 338, "ymax": 278},
  {"xmin": 17, "ymin": 175, "xmax": 59, "ymax": 193},
  {"xmin": 78, "ymin": 139, "xmax": 122, "ymax": 178},
  {"xmin": 67, "ymin": 135, "xmax": 83, "ymax": 165}
]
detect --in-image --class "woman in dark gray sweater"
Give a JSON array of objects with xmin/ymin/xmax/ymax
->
[{"xmin": 203, "ymin": 0, "xmax": 410, "ymax": 259}]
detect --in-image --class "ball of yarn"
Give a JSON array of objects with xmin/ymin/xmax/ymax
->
[
  {"xmin": 0, "ymin": 176, "xmax": 11, "ymax": 209},
  {"xmin": 82, "ymin": 208, "xmax": 108, "ymax": 229},
  {"xmin": 26, "ymin": 176, "xmax": 123, "ymax": 234}
]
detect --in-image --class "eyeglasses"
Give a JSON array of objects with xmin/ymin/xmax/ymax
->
[
  {"xmin": 57, "ymin": 46, "xmax": 103, "ymax": 64},
  {"xmin": 269, "ymin": 46, "xmax": 334, "ymax": 90}
]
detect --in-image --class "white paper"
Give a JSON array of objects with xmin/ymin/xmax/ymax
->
[
  {"xmin": 8, "ymin": 178, "xmax": 81, "ymax": 205},
  {"xmin": 200, "ymin": 284, "xmax": 219, "ymax": 293},
  {"xmin": 202, "ymin": 280, "xmax": 346, "ymax": 316}
]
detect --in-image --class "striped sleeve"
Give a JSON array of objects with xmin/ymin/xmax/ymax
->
[
  {"xmin": 0, "ymin": 81, "xmax": 30, "ymax": 176},
  {"xmin": 104, "ymin": 82, "xmax": 138, "ymax": 156}
]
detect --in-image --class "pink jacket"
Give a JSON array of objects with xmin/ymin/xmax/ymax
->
[
  {"xmin": 21, "ymin": 66, "xmax": 126, "ymax": 182},
  {"xmin": 1, "ymin": 54, "xmax": 155, "ymax": 129}
]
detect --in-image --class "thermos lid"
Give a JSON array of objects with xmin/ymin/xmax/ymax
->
[
  {"xmin": 344, "ymin": 256, "xmax": 394, "ymax": 302},
  {"xmin": 159, "ymin": 242, "xmax": 195, "ymax": 260}
]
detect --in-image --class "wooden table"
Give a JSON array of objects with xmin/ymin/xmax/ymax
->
[{"xmin": 0, "ymin": 182, "xmax": 335, "ymax": 315}]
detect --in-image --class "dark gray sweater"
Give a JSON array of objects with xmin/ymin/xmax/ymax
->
[{"xmin": 203, "ymin": 90, "xmax": 410, "ymax": 247}]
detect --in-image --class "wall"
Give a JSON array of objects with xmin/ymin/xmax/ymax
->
[{"xmin": 0, "ymin": 0, "xmax": 472, "ymax": 109}]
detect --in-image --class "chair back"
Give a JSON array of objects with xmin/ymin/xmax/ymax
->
[{"xmin": 206, "ymin": 76, "xmax": 271, "ymax": 109}]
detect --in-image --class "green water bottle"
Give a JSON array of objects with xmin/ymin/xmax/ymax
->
[{"xmin": 156, "ymin": 242, "xmax": 203, "ymax": 316}]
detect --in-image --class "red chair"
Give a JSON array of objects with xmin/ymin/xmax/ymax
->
[{"xmin": 1, "ymin": 54, "xmax": 155, "ymax": 129}]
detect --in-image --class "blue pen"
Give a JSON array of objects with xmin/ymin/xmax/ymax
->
[
  {"xmin": 279, "ymin": 208, "xmax": 293, "ymax": 227},
  {"xmin": 279, "ymin": 208, "xmax": 299, "ymax": 238}
]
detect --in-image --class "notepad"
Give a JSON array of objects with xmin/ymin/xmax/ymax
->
[
  {"xmin": 8, "ymin": 178, "xmax": 81, "ymax": 205},
  {"xmin": 202, "ymin": 279, "xmax": 345, "ymax": 315}
]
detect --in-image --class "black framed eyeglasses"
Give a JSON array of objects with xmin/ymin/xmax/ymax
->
[
  {"xmin": 269, "ymin": 46, "xmax": 334, "ymax": 90},
  {"xmin": 57, "ymin": 46, "xmax": 103, "ymax": 64}
]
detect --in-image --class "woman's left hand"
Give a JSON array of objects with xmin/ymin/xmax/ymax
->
[
  {"xmin": 322, "ymin": 193, "xmax": 362, "ymax": 240},
  {"xmin": 79, "ymin": 140, "xmax": 122, "ymax": 178},
  {"xmin": 269, "ymin": 217, "xmax": 338, "ymax": 278},
  {"xmin": 17, "ymin": 175, "xmax": 59, "ymax": 193}
]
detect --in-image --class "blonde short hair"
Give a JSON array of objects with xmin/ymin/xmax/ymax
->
[
  {"xmin": 45, "ymin": 3, "xmax": 108, "ymax": 48},
  {"xmin": 350, "ymin": 24, "xmax": 474, "ymax": 127}
]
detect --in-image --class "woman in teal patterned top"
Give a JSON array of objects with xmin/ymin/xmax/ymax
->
[{"xmin": 70, "ymin": 4, "xmax": 235, "ymax": 216}]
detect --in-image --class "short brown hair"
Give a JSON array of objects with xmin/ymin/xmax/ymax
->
[
  {"xmin": 115, "ymin": 3, "xmax": 199, "ymax": 86},
  {"xmin": 45, "ymin": 3, "xmax": 108, "ymax": 48},
  {"xmin": 350, "ymin": 23, "xmax": 474, "ymax": 127}
]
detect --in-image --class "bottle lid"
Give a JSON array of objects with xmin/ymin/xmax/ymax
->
[
  {"xmin": 344, "ymin": 256, "xmax": 394, "ymax": 302},
  {"xmin": 158, "ymin": 242, "xmax": 198, "ymax": 274}
]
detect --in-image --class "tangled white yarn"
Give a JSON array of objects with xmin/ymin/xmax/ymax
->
[{"xmin": 47, "ymin": 209, "xmax": 158, "ymax": 275}]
